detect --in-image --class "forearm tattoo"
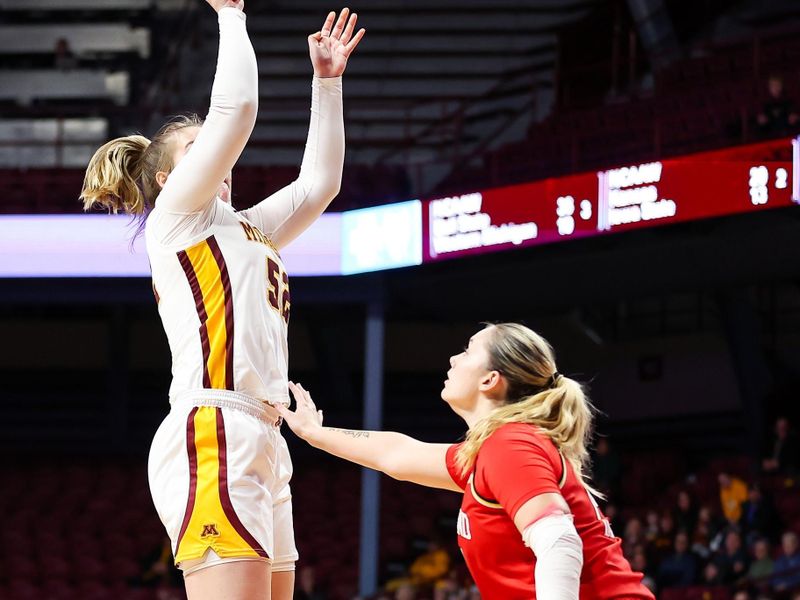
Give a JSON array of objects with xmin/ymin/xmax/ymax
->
[{"xmin": 329, "ymin": 428, "xmax": 370, "ymax": 439}]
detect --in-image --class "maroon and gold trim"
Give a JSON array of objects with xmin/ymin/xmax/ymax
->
[
  {"xmin": 177, "ymin": 236, "xmax": 235, "ymax": 390},
  {"xmin": 173, "ymin": 407, "xmax": 268, "ymax": 564},
  {"xmin": 174, "ymin": 406, "xmax": 200, "ymax": 558},
  {"xmin": 215, "ymin": 409, "xmax": 268, "ymax": 558}
]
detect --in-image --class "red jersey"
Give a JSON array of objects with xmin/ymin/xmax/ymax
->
[{"xmin": 445, "ymin": 423, "xmax": 654, "ymax": 600}]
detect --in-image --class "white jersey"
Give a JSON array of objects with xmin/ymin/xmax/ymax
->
[
  {"xmin": 147, "ymin": 201, "xmax": 291, "ymax": 404},
  {"xmin": 142, "ymin": 7, "xmax": 343, "ymax": 406}
]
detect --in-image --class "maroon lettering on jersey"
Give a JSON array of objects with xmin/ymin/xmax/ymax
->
[
  {"xmin": 281, "ymin": 270, "xmax": 291, "ymax": 323},
  {"xmin": 266, "ymin": 257, "xmax": 290, "ymax": 325}
]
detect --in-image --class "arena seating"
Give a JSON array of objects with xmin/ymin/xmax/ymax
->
[
  {"xmin": 435, "ymin": 29, "xmax": 800, "ymax": 194},
  {"xmin": 0, "ymin": 0, "xmax": 168, "ymax": 168},
  {"xmin": 0, "ymin": 450, "xmax": 797, "ymax": 599},
  {"xmin": 5, "ymin": 29, "xmax": 800, "ymax": 209},
  {"xmin": 0, "ymin": 23, "xmax": 149, "ymax": 58}
]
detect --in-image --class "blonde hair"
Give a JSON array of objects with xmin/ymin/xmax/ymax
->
[
  {"xmin": 80, "ymin": 115, "xmax": 203, "ymax": 217},
  {"xmin": 455, "ymin": 323, "xmax": 597, "ymax": 489}
]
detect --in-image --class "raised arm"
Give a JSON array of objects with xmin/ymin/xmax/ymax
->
[
  {"xmin": 237, "ymin": 9, "xmax": 365, "ymax": 248},
  {"xmin": 276, "ymin": 382, "xmax": 461, "ymax": 492},
  {"xmin": 157, "ymin": 0, "xmax": 258, "ymax": 213}
]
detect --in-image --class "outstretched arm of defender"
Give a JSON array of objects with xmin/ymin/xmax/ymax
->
[{"xmin": 276, "ymin": 382, "xmax": 461, "ymax": 492}]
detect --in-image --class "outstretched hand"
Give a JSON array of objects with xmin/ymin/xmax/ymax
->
[
  {"xmin": 206, "ymin": 0, "xmax": 244, "ymax": 13},
  {"xmin": 308, "ymin": 8, "xmax": 366, "ymax": 78},
  {"xmin": 275, "ymin": 382, "xmax": 324, "ymax": 440}
]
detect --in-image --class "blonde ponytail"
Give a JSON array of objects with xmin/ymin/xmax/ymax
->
[
  {"xmin": 81, "ymin": 135, "xmax": 151, "ymax": 215},
  {"xmin": 81, "ymin": 114, "xmax": 204, "ymax": 218},
  {"xmin": 455, "ymin": 323, "xmax": 599, "ymax": 494}
]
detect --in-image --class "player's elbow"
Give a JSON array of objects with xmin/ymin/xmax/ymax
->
[
  {"xmin": 235, "ymin": 94, "xmax": 258, "ymax": 124},
  {"xmin": 378, "ymin": 451, "xmax": 415, "ymax": 482},
  {"xmin": 323, "ymin": 179, "xmax": 342, "ymax": 204},
  {"xmin": 377, "ymin": 453, "xmax": 402, "ymax": 480},
  {"xmin": 209, "ymin": 91, "xmax": 258, "ymax": 130}
]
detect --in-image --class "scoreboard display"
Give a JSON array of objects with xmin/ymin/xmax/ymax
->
[{"xmin": 422, "ymin": 137, "xmax": 799, "ymax": 263}]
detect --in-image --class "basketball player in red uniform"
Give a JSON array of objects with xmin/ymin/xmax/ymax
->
[{"xmin": 277, "ymin": 323, "xmax": 655, "ymax": 600}]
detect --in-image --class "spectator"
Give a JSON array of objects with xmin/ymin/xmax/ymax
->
[
  {"xmin": 296, "ymin": 565, "xmax": 327, "ymax": 600},
  {"xmin": 701, "ymin": 504, "xmax": 730, "ymax": 554},
  {"xmin": 720, "ymin": 472, "xmax": 749, "ymax": 524},
  {"xmin": 693, "ymin": 505, "xmax": 723, "ymax": 559},
  {"xmin": 653, "ymin": 513, "xmax": 677, "ymax": 561},
  {"xmin": 623, "ymin": 517, "xmax": 644, "ymax": 558},
  {"xmin": 703, "ymin": 561, "xmax": 725, "ymax": 586},
  {"xmin": 674, "ymin": 490, "xmax": 698, "ymax": 537},
  {"xmin": 773, "ymin": 531, "xmax": 800, "ymax": 592},
  {"xmin": 53, "ymin": 38, "xmax": 78, "ymax": 71},
  {"xmin": 644, "ymin": 510, "xmax": 660, "ymax": 544},
  {"xmin": 692, "ymin": 524, "xmax": 712, "ymax": 560},
  {"xmin": 756, "ymin": 75, "xmax": 799, "ymax": 138},
  {"xmin": 763, "ymin": 417, "xmax": 800, "ymax": 475},
  {"xmin": 631, "ymin": 548, "xmax": 657, "ymax": 595},
  {"xmin": 432, "ymin": 576, "xmax": 460, "ymax": 600},
  {"xmin": 733, "ymin": 591, "xmax": 751, "ymax": 600},
  {"xmin": 740, "ymin": 484, "xmax": 779, "ymax": 545},
  {"xmin": 409, "ymin": 540, "xmax": 450, "ymax": 587},
  {"xmin": 395, "ymin": 583, "xmax": 417, "ymax": 600},
  {"xmin": 714, "ymin": 529, "xmax": 749, "ymax": 583},
  {"xmin": 746, "ymin": 538, "xmax": 775, "ymax": 583},
  {"xmin": 658, "ymin": 531, "xmax": 698, "ymax": 588},
  {"xmin": 593, "ymin": 437, "xmax": 623, "ymax": 499}
]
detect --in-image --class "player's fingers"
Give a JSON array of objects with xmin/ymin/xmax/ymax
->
[
  {"xmin": 308, "ymin": 31, "xmax": 323, "ymax": 43},
  {"xmin": 298, "ymin": 383, "xmax": 317, "ymax": 409},
  {"xmin": 331, "ymin": 7, "xmax": 349, "ymax": 39},
  {"xmin": 344, "ymin": 28, "xmax": 366, "ymax": 55},
  {"xmin": 289, "ymin": 381, "xmax": 310, "ymax": 407},
  {"xmin": 288, "ymin": 381, "xmax": 301, "ymax": 405},
  {"xmin": 320, "ymin": 11, "xmax": 335, "ymax": 36},
  {"xmin": 340, "ymin": 12, "xmax": 357, "ymax": 45},
  {"xmin": 322, "ymin": 11, "xmax": 336, "ymax": 37},
  {"xmin": 292, "ymin": 382, "xmax": 311, "ymax": 407}
]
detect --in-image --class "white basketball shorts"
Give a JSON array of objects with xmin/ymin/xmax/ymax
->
[{"xmin": 147, "ymin": 390, "xmax": 298, "ymax": 573}]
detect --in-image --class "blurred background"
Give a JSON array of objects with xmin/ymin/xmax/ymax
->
[{"xmin": 1, "ymin": 0, "xmax": 800, "ymax": 599}]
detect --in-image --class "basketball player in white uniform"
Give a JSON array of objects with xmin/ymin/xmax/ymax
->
[{"xmin": 79, "ymin": 2, "xmax": 365, "ymax": 598}]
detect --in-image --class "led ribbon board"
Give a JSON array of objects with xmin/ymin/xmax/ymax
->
[{"xmin": 422, "ymin": 136, "xmax": 799, "ymax": 262}]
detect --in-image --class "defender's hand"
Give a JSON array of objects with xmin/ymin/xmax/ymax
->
[{"xmin": 276, "ymin": 382, "xmax": 324, "ymax": 440}]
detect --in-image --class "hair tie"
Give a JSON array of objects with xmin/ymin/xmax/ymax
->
[{"xmin": 548, "ymin": 371, "xmax": 562, "ymax": 389}]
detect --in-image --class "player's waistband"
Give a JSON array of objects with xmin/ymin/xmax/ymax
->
[{"xmin": 170, "ymin": 389, "xmax": 283, "ymax": 427}]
